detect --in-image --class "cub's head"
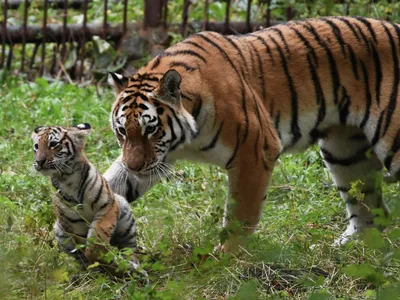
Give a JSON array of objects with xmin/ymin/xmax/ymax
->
[
  {"xmin": 31, "ymin": 123, "xmax": 91, "ymax": 176},
  {"xmin": 108, "ymin": 69, "xmax": 197, "ymax": 177}
]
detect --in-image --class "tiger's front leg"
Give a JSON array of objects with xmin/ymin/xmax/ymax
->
[{"xmin": 221, "ymin": 136, "xmax": 280, "ymax": 252}]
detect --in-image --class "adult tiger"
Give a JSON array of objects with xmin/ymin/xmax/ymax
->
[{"xmin": 104, "ymin": 17, "xmax": 396, "ymax": 251}]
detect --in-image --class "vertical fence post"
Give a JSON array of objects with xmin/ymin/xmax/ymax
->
[
  {"xmin": 1, "ymin": 0, "xmax": 8, "ymax": 69},
  {"xmin": 246, "ymin": 0, "xmax": 252, "ymax": 33},
  {"xmin": 79, "ymin": 0, "xmax": 88, "ymax": 81},
  {"xmin": 123, "ymin": 0, "xmax": 128, "ymax": 35},
  {"xmin": 181, "ymin": 0, "xmax": 190, "ymax": 37},
  {"xmin": 203, "ymin": 0, "xmax": 209, "ymax": 31},
  {"xmin": 40, "ymin": 0, "xmax": 48, "ymax": 75},
  {"xmin": 162, "ymin": 0, "xmax": 168, "ymax": 28},
  {"xmin": 144, "ymin": 0, "xmax": 163, "ymax": 29},
  {"xmin": 20, "ymin": 0, "xmax": 28, "ymax": 71},
  {"xmin": 61, "ymin": 0, "xmax": 68, "ymax": 64},
  {"xmin": 266, "ymin": 0, "xmax": 271, "ymax": 28},
  {"xmin": 103, "ymin": 0, "xmax": 108, "ymax": 39},
  {"xmin": 224, "ymin": 0, "xmax": 231, "ymax": 34}
]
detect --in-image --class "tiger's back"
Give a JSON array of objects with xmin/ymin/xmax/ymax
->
[{"xmin": 107, "ymin": 16, "xmax": 397, "ymax": 249}]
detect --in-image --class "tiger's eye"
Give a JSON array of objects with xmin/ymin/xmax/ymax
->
[
  {"xmin": 49, "ymin": 141, "xmax": 59, "ymax": 148},
  {"xmin": 118, "ymin": 127, "xmax": 126, "ymax": 136},
  {"xmin": 146, "ymin": 125, "xmax": 157, "ymax": 135}
]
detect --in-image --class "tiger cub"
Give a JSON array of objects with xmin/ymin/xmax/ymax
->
[{"xmin": 31, "ymin": 123, "xmax": 142, "ymax": 275}]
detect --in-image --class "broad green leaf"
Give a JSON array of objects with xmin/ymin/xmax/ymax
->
[{"xmin": 363, "ymin": 228, "xmax": 385, "ymax": 249}]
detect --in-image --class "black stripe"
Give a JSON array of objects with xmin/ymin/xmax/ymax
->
[
  {"xmin": 169, "ymin": 61, "xmax": 198, "ymax": 72},
  {"xmin": 338, "ymin": 86, "xmax": 350, "ymax": 125},
  {"xmin": 359, "ymin": 61, "xmax": 371, "ymax": 129},
  {"xmin": 321, "ymin": 18, "xmax": 347, "ymax": 58},
  {"xmin": 127, "ymin": 82, "xmax": 154, "ymax": 89},
  {"xmin": 151, "ymin": 50, "xmax": 207, "ymax": 70},
  {"xmin": 125, "ymin": 177, "xmax": 138, "ymax": 203},
  {"xmin": 77, "ymin": 163, "xmax": 91, "ymax": 202},
  {"xmin": 353, "ymin": 23, "xmax": 371, "ymax": 54},
  {"xmin": 291, "ymin": 27, "xmax": 325, "ymax": 129},
  {"xmin": 371, "ymin": 110, "xmax": 384, "ymax": 146},
  {"xmin": 382, "ymin": 22, "xmax": 400, "ymax": 135},
  {"xmin": 248, "ymin": 41, "xmax": 266, "ymax": 101},
  {"xmin": 170, "ymin": 109, "xmax": 186, "ymax": 151},
  {"xmin": 167, "ymin": 115, "xmax": 177, "ymax": 148},
  {"xmin": 334, "ymin": 17, "xmax": 361, "ymax": 42},
  {"xmin": 181, "ymin": 40, "xmax": 209, "ymax": 53},
  {"xmin": 222, "ymin": 35, "xmax": 249, "ymax": 74},
  {"xmin": 91, "ymin": 178, "xmax": 104, "ymax": 210},
  {"xmin": 249, "ymin": 33, "xmax": 275, "ymax": 62},
  {"xmin": 354, "ymin": 17, "xmax": 378, "ymax": 43},
  {"xmin": 346, "ymin": 44, "xmax": 359, "ymax": 80},
  {"xmin": 384, "ymin": 129, "xmax": 400, "ymax": 170},
  {"xmin": 191, "ymin": 93, "xmax": 203, "ymax": 121},
  {"xmin": 269, "ymin": 35, "xmax": 301, "ymax": 147},
  {"xmin": 200, "ymin": 120, "xmax": 224, "ymax": 151},
  {"xmin": 65, "ymin": 135, "xmax": 75, "ymax": 155},
  {"xmin": 194, "ymin": 33, "xmax": 249, "ymax": 144},
  {"xmin": 269, "ymin": 27, "xmax": 291, "ymax": 55},
  {"xmin": 119, "ymin": 217, "xmax": 136, "ymax": 239},
  {"xmin": 226, "ymin": 125, "xmax": 241, "ymax": 169},
  {"xmin": 321, "ymin": 146, "xmax": 370, "ymax": 166},
  {"xmin": 303, "ymin": 22, "xmax": 341, "ymax": 105},
  {"xmin": 370, "ymin": 40, "xmax": 382, "ymax": 106}
]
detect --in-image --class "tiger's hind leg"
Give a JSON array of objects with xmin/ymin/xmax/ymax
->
[{"xmin": 318, "ymin": 126, "xmax": 389, "ymax": 245}]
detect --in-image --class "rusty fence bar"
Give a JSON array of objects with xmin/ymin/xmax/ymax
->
[
  {"xmin": 40, "ymin": 0, "xmax": 48, "ymax": 75},
  {"xmin": 0, "ymin": 0, "xmax": 289, "ymax": 79},
  {"xmin": 103, "ymin": 0, "xmax": 108, "ymax": 39},
  {"xmin": 20, "ymin": 0, "xmax": 28, "ymax": 71},
  {"xmin": 123, "ymin": 0, "xmax": 128, "ymax": 35},
  {"xmin": 224, "ymin": 0, "xmax": 231, "ymax": 34},
  {"xmin": 79, "ymin": 0, "xmax": 88, "ymax": 81},
  {"xmin": 1, "ymin": 0, "xmax": 7, "ymax": 68}
]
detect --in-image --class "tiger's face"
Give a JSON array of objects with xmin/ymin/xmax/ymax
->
[
  {"xmin": 109, "ymin": 70, "xmax": 197, "ymax": 177},
  {"xmin": 31, "ymin": 124, "xmax": 91, "ymax": 176}
]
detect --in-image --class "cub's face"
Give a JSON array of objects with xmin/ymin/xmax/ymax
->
[
  {"xmin": 109, "ymin": 70, "xmax": 197, "ymax": 177},
  {"xmin": 31, "ymin": 124, "xmax": 91, "ymax": 176}
]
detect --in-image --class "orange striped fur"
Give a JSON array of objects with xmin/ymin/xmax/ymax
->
[{"xmin": 106, "ymin": 17, "xmax": 397, "ymax": 250}]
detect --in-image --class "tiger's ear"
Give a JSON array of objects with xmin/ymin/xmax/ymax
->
[
  {"xmin": 31, "ymin": 126, "xmax": 45, "ymax": 139},
  {"xmin": 71, "ymin": 123, "xmax": 92, "ymax": 142},
  {"xmin": 108, "ymin": 72, "xmax": 129, "ymax": 95},
  {"xmin": 154, "ymin": 70, "xmax": 182, "ymax": 107}
]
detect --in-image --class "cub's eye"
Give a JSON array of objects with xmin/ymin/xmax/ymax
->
[
  {"xmin": 49, "ymin": 141, "xmax": 59, "ymax": 148},
  {"xmin": 145, "ymin": 125, "xmax": 157, "ymax": 135},
  {"xmin": 34, "ymin": 143, "xmax": 38, "ymax": 151},
  {"xmin": 117, "ymin": 127, "xmax": 126, "ymax": 136}
]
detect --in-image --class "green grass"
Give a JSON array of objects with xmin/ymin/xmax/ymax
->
[{"xmin": 0, "ymin": 72, "xmax": 400, "ymax": 299}]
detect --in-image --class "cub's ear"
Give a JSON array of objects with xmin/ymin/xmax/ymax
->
[
  {"xmin": 34, "ymin": 126, "xmax": 45, "ymax": 133},
  {"xmin": 153, "ymin": 69, "xmax": 182, "ymax": 107},
  {"xmin": 75, "ymin": 123, "xmax": 91, "ymax": 131},
  {"xmin": 108, "ymin": 72, "xmax": 129, "ymax": 95},
  {"xmin": 72, "ymin": 123, "xmax": 92, "ymax": 142},
  {"xmin": 31, "ymin": 126, "xmax": 45, "ymax": 139}
]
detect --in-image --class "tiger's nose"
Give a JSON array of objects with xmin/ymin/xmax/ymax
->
[{"xmin": 34, "ymin": 158, "xmax": 46, "ymax": 170}]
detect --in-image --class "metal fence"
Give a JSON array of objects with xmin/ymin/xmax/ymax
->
[{"xmin": 0, "ymin": 0, "xmax": 397, "ymax": 82}]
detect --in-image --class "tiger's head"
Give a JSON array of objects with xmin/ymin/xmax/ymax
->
[
  {"xmin": 108, "ymin": 69, "xmax": 197, "ymax": 177},
  {"xmin": 31, "ymin": 124, "xmax": 91, "ymax": 176}
]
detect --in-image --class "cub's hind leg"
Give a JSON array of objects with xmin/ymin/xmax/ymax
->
[{"xmin": 318, "ymin": 126, "xmax": 389, "ymax": 245}]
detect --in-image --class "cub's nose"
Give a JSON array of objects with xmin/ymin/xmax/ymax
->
[{"xmin": 34, "ymin": 158, "xmax": 46, "ymax": 170}]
